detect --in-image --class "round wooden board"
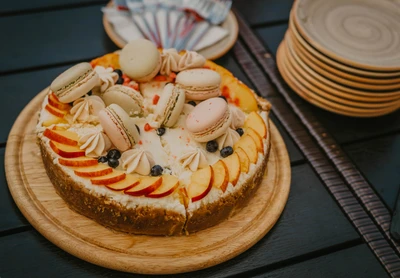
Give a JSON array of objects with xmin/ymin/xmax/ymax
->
[
  {"xmin": 103, "ymin": 2, "xmax": 239, "ymax": 61},
  {"xmin": 5, "ymin": 89, "xmax": 291, "ymax": 274}
]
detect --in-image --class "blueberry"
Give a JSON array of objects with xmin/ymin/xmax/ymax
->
[
  {"xmin": 156, "ymin": 127, "xmax": 166, "ymax": 136},
  {"xmin": 115, "ymin": 76, "xmax": 124, "ymax": 84},
  {"xmin": 107, "ymin": 149, "xmax": 121, "ymax": 160},
  {"xmin": 206, "ymin": 140, "xmax": 218, "ymax": 153},
  {"xmin": 220, "ymin": 146, "xmax": 233, "ymax": 158},
  {"xmin": 108, "ymin": 158, "xmax": 119, "ymax": 168},
  {"xmin": 98, "ymin": 156, "xmax": 108, "ymax": 163},
  {"xmin": 113, "ymin": 69, "xmax": 123, "ymax": 77},
  {"xmin": 218, "ymin": 96, "xmax": 227, "ymax": 102},
  {"xmin": 150, "ymin": 165, "xmax": 163, "ymax": 176},
  {"xmin": 135, "ymin": 124, "xmax": 140, "ymax": 135},
  {"xmin": 236, "ymin": 128, "xmax": 244, "ymax": 136},
  {"xmin": 188, "ymin": 101, "xmax": 196, "ymax": 106},
  {"xmin": 87, "ymin": 90, "xmax": 92, "ymax": 96}
]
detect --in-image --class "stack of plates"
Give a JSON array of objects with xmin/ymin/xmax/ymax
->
[{"xmin": 277, "ymin": 0, "xmax": 400, "ymax": 117}]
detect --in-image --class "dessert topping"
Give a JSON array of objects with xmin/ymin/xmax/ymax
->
[
  {"xmin": 150, "ymin": 165, "xmax": 163, "ymax": 176},
  {"xmin": 94, "ymin": 66, "xmax": 119, "ymax": 94},
  {"xmin": 179, "ymin": 147, "xmax": 208, "ymax": 171},
  {"xmin": 121, "ymin": 149, "xmax": 155, "ymax": 175},
  {"xmin": 160, "ymin": 49, "xmax": 181, "ymax": 76},
  {"xmin": 178, "ymin": 51, "xmax": 206, "ymax": 71},
  {"xmin": 206, "ymin": 140, "xmax": 218, "ymax": 153},
  {"xmin": 70, "ymin": 95, "xmax": 105, "ymax": 123},
  {"xmin": 220, "ymin": 146, "xmax": 233, "ymax": 158},
  {"xmin": 79, "ymin": 131, "xmax": 112, "ymax": 157},
  {"xmin": 216, "ymin": 128, "xmax": 240, "ymax": 149},
  {"xmin": 230, "ymin": 105, "xmax": 246, "ymax": 129}
]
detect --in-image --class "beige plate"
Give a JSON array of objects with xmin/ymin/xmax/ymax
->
[
  {"xmin": 289, "ymin": 12, "xmax": 400, "ymax": 79},
  {"xmin": 277, "ymin": 43, "xmax": 399, "ymax": 118},
  {"xmin": 5, "ymin": 89, "xmax": 290, "ymax": 274},
  {"xmin": 284, "ymin": 34, "xmax": 400, "ymax": 106},
  {"xmin": 103, "ymin": 2, "xmax": 239, "ymax": 61},
  {"xmin": 293, "ymin": 0, "xmax": 400, "ymax": 71},
  {"xmin": 286, "ymin": 32, "xmax": 400, "ymax": 92}
]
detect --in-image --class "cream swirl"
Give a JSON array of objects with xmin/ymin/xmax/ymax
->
[
  {"xmin": 70, "ymin": 95, "xmax": 105, "ymax": 123},
  {"xmin": 79, "ymin": 131, "xmax": 111, "ymax": 157},
  {"xmin": 229, "ymin": 105, "xmax": 246, "ymax": 129},
  {"xmin": 179, "ymin": 147, "xmax": 208, "ymax": 172},
  {"xmin": 178, "ymin": 51, "xmax": 206, "ymax": 71},
  {"xmin": 121, "ymin": 149, "xmax": 155, "ymax": 175},
  {"xmin": 93, "ymin": 66, "xmax": 119, "ymax": 94},
  {"xmin": 160, "ymin": 49, "xmax": 181, "ymax": 75},
  {"xmin": 216, "ymin": 128, "xmax": 240, "ymax": 149}
]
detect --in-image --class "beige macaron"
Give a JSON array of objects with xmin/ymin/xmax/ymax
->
[
  {"xmin": 155, "ymin": 83, "xmax": 186, "ymax": 127},
  {"xmin": 50, "ymin": 62, "xmax": 99, "ymax": 103},
  {"xmin": 119, "ymin": 39, "xmax": 161, "ymax": 82},
  {"xmin": 102, "ymin": 85, "xmax": 144, "ymax": 116},
  {"xmin": 176, "ymin": 68, "xmax": 221, "ymax": 101}
]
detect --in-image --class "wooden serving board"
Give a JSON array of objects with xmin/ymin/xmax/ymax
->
[{"xmin": 5, "ymin": 89, "xmax": 291, "ymax": 274}]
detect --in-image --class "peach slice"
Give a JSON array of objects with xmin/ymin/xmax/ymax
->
[
  {"xmin": 246, "ymin": 127, "xmax": 264, "ymax": 153},
  {"xmin": 234, "ymin": 135, "xmax": 258, "ymax": 164},
  {"xmin": 45, "ymin": 104, "xmax": 68, "ymax": 118},
  {"xmin": 106, "ymin": 174, "xmax": 140, "ymax": 191},
  {"xmin": 125, "ymin": 176, "xmax": 163, "ymax": 196},
  {"xmin": 235, "ymin": 147, "xmax": 250, "ymax": 174},
  {"xmin": 222, "ymin": 152, "xmax": 240, "ymax": 186},
  {"xmin": 178, "ymin": 187, "xmax": 189, "ymax": 208},
  {"xmin": 211, "ymin": 160, "xmax": 229, "ymax": 192},
  {"xmin": 50, "ymin": 141, "xmax": 85, "ymax": 158},
  {"xmin": 186, "ymin": 166, "xmax": 213, "ymax": 202},
  {"xmin": 244, "ymin": 112, "xmax": 267, "ymax": 139},
  {"xmin": 48, "ymin": 93, "xmax": 71, "ymax": 111},
  {"xmin": 59, "ymin": 157, "xmax": 98, "ymax": 167},
  {"xmin": 91, "ymin": 171, "xmax": 126, "ymax": 185},
  {"xmin": 42, "ymin": 116, "xmax": 68, "ymax": 127},
  {"xmin": 43, "ymin": 129, "xmax": 78, "ymax": 146},
  {"xmin": 74, "ymin": 164, "xmax": 113, "ymax": 178},
  {"xmin": 146, "ymin": 175, "xmax": 179, "ymax": 198}
]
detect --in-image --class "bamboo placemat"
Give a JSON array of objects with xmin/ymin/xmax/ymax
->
[{"xmin": 232, "ymin": 8, "xmax": 400, "ymax": 277}]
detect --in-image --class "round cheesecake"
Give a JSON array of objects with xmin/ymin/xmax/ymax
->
[{"xmin": 36, "ymin": 41, "xmax": 272, "ymax": 236}]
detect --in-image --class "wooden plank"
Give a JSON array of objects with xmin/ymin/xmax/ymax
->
[
  {"xmin": 0, "ymin": 5, "xmax": 119, "ymax": 73},
  {"xmin": 0, "ymin": 0, "xmax": 107, "ymax": 14},
  {"xmin": 0, "ymin": 148, "xmax": 30, "ymax": 233},
  {"xmin": 0, "ymin": 65, "xmax": 71, "ymax": 143},
  {"xmin": 0, "ymin": 164, "xmax": 359, "ymax": 277},
  {"xmin": 233, "ymin": 0, "xmax": 294, "ymax": 26},
  {"xmin": 344, "ymin": 134, "xmax": 400, "ymax": 210},
  {"xmin": 254, "ymin": 244, "xmax": 388, "ymax": 278}
]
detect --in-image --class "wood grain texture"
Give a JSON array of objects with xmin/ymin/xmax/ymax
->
[
  {"xmin": 253, "ymin": 244, "xmax": 388, "ymax": 278},
  {"xmin": 5, "ymin": 89, "xmax": 290, "ymax": 274},
  {"xmin": 103, "ymin": 3, "xmax": 238, "ymax": 61},
  {"xmin": 0, "ymin": 5, "xmax": 118, "ymax": 73},
  {"xmin": 344, "ymin": 134, "xmax": 400, "ymax": 211}
]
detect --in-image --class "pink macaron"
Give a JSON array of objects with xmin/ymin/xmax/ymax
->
[
  {"xmin": 186, "ymin": 97, "xmax": 232, "ymax": 142},
  {"xmin": 176, "ymin": 69, "xmax": 221, "ymax": 101},
  {"xmin": 98, "ymin": 104, "xmax": 140, "ymax": 151},
  {"xmin": 50, "ymin": 62, "xmax": 99, "ymax": 103}
]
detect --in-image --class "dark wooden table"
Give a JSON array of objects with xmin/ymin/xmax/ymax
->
[{"xmin": 1, "ymin": 0, "xmax": 399, "ymax": 277}]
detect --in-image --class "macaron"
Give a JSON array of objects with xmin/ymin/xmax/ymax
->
[
  {"xmin": 102, "ymin": 85, "xmax": 144, "ymax": 116},
  {"xmin": 98, "ymin": 104, "xmax": 140, "ymax": 151},
  {"xmin": 155, "ymin": 83, "xmax": 186, "ymax": 127},
  {"xmin": 50, "ymin": 62, "xmax": 99, "ymax": 103},
  {"xmin": 186, "ymin": 97, "xmax": 232, "ymax": 142},
  {"xmin": 119, "ymin": 39, "xmax": 161, "ymax": 82},
  {"xmin": 176, "ymin": 69, "xmax": 221, "ymax": 101}
]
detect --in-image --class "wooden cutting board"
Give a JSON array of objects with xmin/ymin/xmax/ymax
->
[{"xmin": 5, "ymin": 89, "xmax": 291, "ymax": 274}]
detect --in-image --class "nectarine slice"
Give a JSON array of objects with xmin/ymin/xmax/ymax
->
[
  {"xmin": 91, "ymin": 171, "xmax": 126, "ymax": 185},
  {"xmin": 45, "ymin": 104, "xmax": 67, "ymax": 118},
  {"xmin": 59, "ymin": 157, "xmax": 98, "ymax": 167},
  {"xmin": 187, "ymin": 166, "xmax": 213, "ymax": 202},
  {"xmin": 50, "ymin": 141, "xmax": 85, "ymax": 158},
  {"xmin": 211, "ymin": 160, "xmax": 229, "ymax": 192},
  {"xmin": 106, "ymin": 174, "xmax": 140, "ymax": 191},
  {"xmin": 48, "ymin": 93, "xmax": 71, "ymax": 111},
  {"xmin": 222, "ymin": 152, "xmax": 240, "ymax": 186},
  {"xmin": 246, "ymin": 127, "xmax": 264, "ymax": 153},
  {"xmin": 146, "ymin": 175, "xmax": 179, "ymax": 198},
  {"xmin": 244, "ymin": 112, "xmax": 267, "ymax": 139},
  {"xmin": 74, "ymin": 164, "xmax": 113, "ymax": 177},
  {"xmin": 125, "ymin": 176, "xmax": 163, "ymax": 196},
  {"xmin": 44, "ymin": 128, "xmax": 78, "ymax": 146},
  {"xmin": 235, "ymin": 147, "xmax": 250, "ymax": 174},
  {"xmin": 234, "ymin": 135, "xmax": 258, "ymax": 164},
  {"xmin": 42, "ymin": 116, "xmax": 68, "ymax": 127}
]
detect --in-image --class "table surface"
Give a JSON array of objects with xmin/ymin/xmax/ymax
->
[{"xmin": 1, "ymin": 0, "xmax": 399, "ymax": 277}]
